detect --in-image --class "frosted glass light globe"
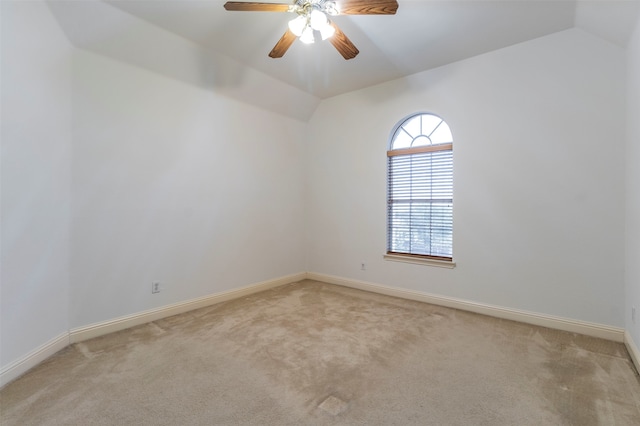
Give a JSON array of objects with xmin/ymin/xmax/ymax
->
[
  {"xmin": 288, "ymin": 15, "xmax": 307, "ymax": 36},
  {"xmin": 300, "ymin": 26, "xmax": 315, "ymax": 44},
  {"xmin": 309, "ymin": 9, "xmax": 327, "ymax": 30},
  {"xmin": 320, "ymin": 22, "xmax": 335, "ymax": 40}
]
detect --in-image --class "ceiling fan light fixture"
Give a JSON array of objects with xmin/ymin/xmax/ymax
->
[
  {"xmin": 323, "ymin": 1, "xmax": 339, "ymax": 16},
  {"xmin": 224, "ymin": 0, "xmax": 398, "ymax": 59},
  {"xmin": 300, "ymin": 25, "xmax": 315, "ymax": 44},
  {"xmin": 290, "ymin": 2, "xmax": 334, "ymax": 44},
  {"xmin": 288, "ymin": 15, "xmax": 307, "ymax": 36},
  {"xmin": 320, "ymin": 21, "xmax": 335, "ymax": 40},
  {"xmin": 309, "ymin": 9, "xmax": 327, "ymax": 30}
]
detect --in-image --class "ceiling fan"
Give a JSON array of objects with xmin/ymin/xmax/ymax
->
[{"xmin": 223, "ymin": 0, "xmax": 399, "ymax": 60}]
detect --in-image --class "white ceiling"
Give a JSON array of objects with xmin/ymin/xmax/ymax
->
[{"xmin": 49, "ymin": 0, "xmax": 640, "ymax": 100}]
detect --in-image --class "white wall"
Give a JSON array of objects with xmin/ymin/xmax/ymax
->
[
  {"xmin": 46, "ymin": 0, "xmax": 320, "ymax": 122},
  {"xmin": 626, "ymin": 14, "xmax": 640, "ymax": 348},
  {"xmin": 70, "ymin": 51, "xmax": 307, "ymax": 328},
  {"xmin": 1, "ymin": 1, "xmax": 634, "ymax": 383},
  {"xmin": 1, "ymin": 1, "xmax": 72, "ymax": 368},
  {"xmin": 307, "ymin": 28, "xmax": 627, "ymax": 327},
  {"xmin": 1, "ymin": 0, "xmax": 307, "ymax": 376}
]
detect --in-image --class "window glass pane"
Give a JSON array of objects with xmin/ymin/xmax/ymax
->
[
  {"xmin": 402, "ymin": 116, "xmax": 422, "ymax": 138},
  {"xmin": 412, "ymin": 135, "xmax": 431, "ymax": 147},
  {"xmin": 392, "ymin": 131, "xmax": 412, "ymax": 149},
  {"xmin": 389, "ymin": 203, "xmax": 411, "ymax": 253},
  {"xmin": 430, "ymin": 121, "xmax": 453, "ymax": 144},
  {"xmin": 430, "ymin": 203, "xmax": 453, "ymax": 257},
  {"xmin": 409, "ymin": 202, "xmax": 430, "ymax": 255},
  {"xmin": 388, "ymin": 202, "xmax": 453, "ymax": 256},
  {"xmin": 422, "ymin": 115, "xmax": 443, "ymax": 136}
]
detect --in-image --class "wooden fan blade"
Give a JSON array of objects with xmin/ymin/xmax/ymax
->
[
  {"xmin": 269, "ymin": 29, "xmax": 297, "ymax": 58},
  {"xmin": 329, "ymin": 22, "xmax": 359, "ymax": 60},
  {"xmin": 224, "ymin": 2, "xmax": 291, "ymax": 12},
  {"xmin": 338, "ymin": 0, "xmax": 398, "ymax": 15}
]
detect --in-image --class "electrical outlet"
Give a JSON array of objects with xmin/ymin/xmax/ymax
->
[
  {"xmin": 152, "ymin": 282, "xmax": 161, "ymax": 294},
  {"xmin": 361, "ymin": 262, "xmax": 366, "ymax": 271},
  {"xmin": 633, "ymin": 306, "xmax": 637, "ymax": 323}
]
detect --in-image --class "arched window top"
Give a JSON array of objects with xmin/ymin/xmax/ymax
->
[{"xmin": 390, "ymin": 113, "xmax": 453, "ymax": 150}]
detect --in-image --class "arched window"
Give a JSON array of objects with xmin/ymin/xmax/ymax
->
[{"xmin": 386, "ymin": 113, "xmax": 454, "ymax": 265}]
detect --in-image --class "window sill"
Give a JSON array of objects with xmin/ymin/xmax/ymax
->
[{"xmin": 383, "ymin": 254, "xmax": 456, "ymax": 269}]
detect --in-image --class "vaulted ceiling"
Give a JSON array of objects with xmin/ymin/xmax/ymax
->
[{"xmin": 47, "ymin": 0, "xmax": 639, "ymax": 118}]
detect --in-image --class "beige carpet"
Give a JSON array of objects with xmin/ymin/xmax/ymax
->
[{"xmin": 2, "ymin": 280, "xmax": 640, "ymax": 425}]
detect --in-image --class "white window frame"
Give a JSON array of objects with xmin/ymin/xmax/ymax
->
[{"xmin": 385, "ymin": 113, "xmax": 455, "ymax": 268}]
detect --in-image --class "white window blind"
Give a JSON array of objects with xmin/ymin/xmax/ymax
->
[{"xmin": 387, "ymin": 113, "xmax": 453, "ymax": 261}]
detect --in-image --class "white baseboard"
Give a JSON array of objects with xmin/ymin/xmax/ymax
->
[
  {"xmin": 0, "ymin": 332, "xmax": 70, "ymax": 388},
  {"xmin": 307, "ymin": 272, "xmax": 626, "ymax": 343},
  {"xmin": 624, "ymin": 331, "xmax": 640, "ymax": 375},
  {"xmin": 1, "ymin": 271, "xmax": 630, "ymax": 390},
  {"xmin": 0, "ymin": 272, "xmax": 306, "ymax": 389},
  {"xmin": 70, "ymin": 272, "xmax": 307, "ymax": 343}
]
